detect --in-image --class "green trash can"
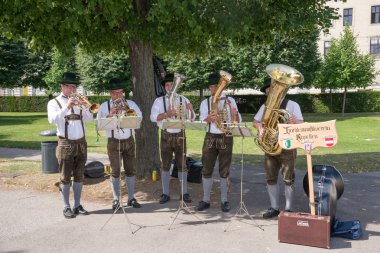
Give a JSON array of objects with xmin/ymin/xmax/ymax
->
[{"xmin": 41, "ymin": 141, "xmax": 59, "ymax": 174}]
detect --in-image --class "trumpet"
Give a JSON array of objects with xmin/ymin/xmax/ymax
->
[{"xmin": 69, "ymin": 92, "xmax": 100, "ymax": 113}]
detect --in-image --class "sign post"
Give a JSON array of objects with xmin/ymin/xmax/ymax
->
[{"xmin": 278, "ymin": 120, "xmax": 338, "ymax": 215}]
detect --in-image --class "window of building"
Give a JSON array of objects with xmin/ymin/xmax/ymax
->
[
  {"xmin": 371, "ymin": 5, "xmax": 380, "ymax": 24},
  {"xmin": 324, "ymin": 41, "xmax": 331, "ymax": 55},
  {"xmin": 343, "ymin": 8, "xmax": 353, "ymax": 26},
  {"xmin": 370, "ymin": 37, "xmax": 380, "ymax": 54}
]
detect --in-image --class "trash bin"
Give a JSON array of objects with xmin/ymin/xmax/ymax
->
[{"xmin": 41, "ymin": 141, "xmax": 59, "ymax": 174}]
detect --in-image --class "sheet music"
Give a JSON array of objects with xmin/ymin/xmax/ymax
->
[{"xmin": 97, "ymin": 116, "xmax": 142, "ymax": 130}]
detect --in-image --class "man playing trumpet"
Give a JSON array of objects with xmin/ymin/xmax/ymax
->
[
  {"xmin": 97, "ymin": 78, "xmax": 142, "ymax": 210},
  {"xmin": 47, "ymin": 72, "xmax": 93, "ymax": 218}
]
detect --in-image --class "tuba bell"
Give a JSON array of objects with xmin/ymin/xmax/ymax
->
[
  {"xmin": 254, "ymin": 64, "xmax": 304, "ymax": 155},
  {"xmin": 168, "ymin": 73, "xmax": 189, "ymax": 120},
  {"xmin": 211, "ymin": 70, "xmax": 237, "ymax": 134},
  {"xmin": 69, "ymin": 92, "xmax": 100, "ymax": 113}
]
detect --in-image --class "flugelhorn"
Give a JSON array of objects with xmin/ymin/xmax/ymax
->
[
  {"xmin": 113, "ymin": 98, "xmax": 137, "ymax": 116},
  {"xmin": 69, "ymin": 92, "xmax": 100, "ymax": 113}
]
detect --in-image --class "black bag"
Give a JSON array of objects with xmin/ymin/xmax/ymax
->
[
  {"xmin": 84, "ymin": 161, "xmax": 105, "ymax": 178},
  {"xmin": 331, "ymin": 219, "xmax": 363, "ymax": 240},
  {"xmin": 170, "ymin": 157, "xmax": 203, "ymax": 184}
]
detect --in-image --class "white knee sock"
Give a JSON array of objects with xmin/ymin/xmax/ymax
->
[
  {"xmin": 72, "ymin": 182, "xmax": 83, "ymax": 209},
  {"xmin": 126, "ymin": 176, "xmax": 135, "ymax": 200},
  {"xmin": 161, "ymin": 171, "xmax": 170, "ymax": 195},
  {"xmin": 220, "ymin": 178, "xmax": 228, "ymax": 203},
  {"xmin": 202, "ymin": 178, "xmax": 213, "ymax": 203},
  {"xmin": 267, "ymin": 184, "xmax": 280, "ymax": 210},
  {"xmin": 284, "ymin": 185, "xmax": 295, "ymax": 211},
  {"xmin": 178, "ymin": 172, "xmax": 188, "ymax": 195},
  {"xmin": 60, "ymin": 183, "xmax": 70, "ymax": 209},
  {"xmin": 111, "ymin": 176, "xmax": 120, "ymax": 200}
]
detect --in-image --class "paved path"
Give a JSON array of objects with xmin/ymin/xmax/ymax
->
[{"xmin": 0, "ymin": 148, "xmax": 380, "ymax": 252}]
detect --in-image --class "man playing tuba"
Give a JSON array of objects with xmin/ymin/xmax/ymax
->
[
  {"xmin": 150, "ymin": 73, "xmax": 195, "ymax": 204},
  {"xmin": 97, "ymin": 78, "xmax": 143, "ymax": 210},
  {"xmin": 253, "ymin": 75, "xmax": 304, "ymax": 219},
  {"xmin": 197, "ymin": 72, "xmax": 241, "ymax": 213}
]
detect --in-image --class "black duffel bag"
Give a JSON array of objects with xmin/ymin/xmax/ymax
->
[
  {"xmin": 84, "ymin": 161, "xmax": 105, "ymax": 178},
  {"xmin": 170, "ymin": 157, "xmax": 203, "ymax": 184}
]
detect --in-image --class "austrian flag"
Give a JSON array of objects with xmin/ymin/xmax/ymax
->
[{"xmin": 325, "ymin": 137, "xmax": 335, "ymax": 147}]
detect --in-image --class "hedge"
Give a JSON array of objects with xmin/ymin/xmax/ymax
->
[{"xmin": 0, "ymin": 91, "xmax": 379, "ymax": 113}]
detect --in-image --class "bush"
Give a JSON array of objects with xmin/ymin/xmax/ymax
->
[{"xmin": 0, "ymin": 91, "xmax": 379, "ymax": 113}]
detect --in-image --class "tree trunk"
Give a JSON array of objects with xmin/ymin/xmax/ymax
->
[
  {"xmin": 129, "ymin": 40, "xmax": 160, "ymax": 179},
  {"xmin": 342, "ymin": 87, "xmax": 347, "ymax": 116}
]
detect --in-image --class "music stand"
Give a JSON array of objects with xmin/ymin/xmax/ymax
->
[
  {"xmin": 98, "ymin": 116, "xmax": 143, "ymax": 234},
  {"xmin": 224, "ymin": 124, "xmax": 264, "ymax": 232},
  {"xmin": 162, "ymin": 120, "xmax": 206, "ymax": 230}
]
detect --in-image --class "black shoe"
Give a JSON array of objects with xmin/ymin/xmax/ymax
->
[
  {"xmin": 181, "ymin": 193, "xmax": 192, "ymax": 203},
  {"xmin": 262, "ymin": 208, "xmax": 280, "ymax": 219},
  {"xmin": 197, "ymin": 201, "xmax": 210, "ymax": 211},
  {"xmin": 159, "ymin": 194, "xmax": 170, "ymax": 204},
  {"xmin": 73, "ymin": 205, "xmax": 89, "ymax": 215},
  {"xmin": 63, "ymin": 207, "xmax": 75, "ymax": 219},
  {"xmin": 285, "ymin": 209, "xmax": 292, "ymax": 212},
  {"xmin": 128, "ymin": 198, "xmax": 141, "ymax": 208},
  {"xmin": 221, "ymin": 201, "xmax": 230, "ymax": 212},
  {"xmin": 112, "ymin": 200, "xmax": 120, "ymax": 210}
]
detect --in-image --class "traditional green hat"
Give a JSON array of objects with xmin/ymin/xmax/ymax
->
[
  {"xmin": 59, "ymin": 72, "xmax": 80, "ymax": 85},
  {"xmin": 161, "ymin": 73, "xmax": 174, "ymax": 86},
  {"xmin": 208, "ymin": 72, "xmax": 220, "ymax": 85},
  {"xmin": 107, "ymin": 78, "xmax": 126, "ymax": 90},
  {"xmin": 260, "ymin": 76, "xmax": 271, "ymax": 93}
]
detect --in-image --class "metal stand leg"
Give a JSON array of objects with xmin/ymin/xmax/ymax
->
[
  {"xmin": 168, "ymin": 130, "xmax": 206, "ymax": 230},
  {"xmin": 100, "ymin": 117, "xmax": 143, "ymax": 234},
  {"xmin": 224, "ymin": 136, "xmax": 264, "ymax": 232}
]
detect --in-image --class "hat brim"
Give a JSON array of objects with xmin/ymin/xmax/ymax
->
[
  {"xmin": 60, "ymin": 80, "xmax": 79, "ymax": 85},
  {"xmin": 260, "ymin": 84, "xmax": 270, "ymax": 93}
]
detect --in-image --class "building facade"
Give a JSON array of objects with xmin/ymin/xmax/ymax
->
[{"xmin": 319, "ymin": 0, "xmax": 380, "ymax": 87}]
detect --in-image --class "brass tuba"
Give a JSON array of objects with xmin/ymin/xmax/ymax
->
[
  {"xmin": 113, "ymin": 98, "xmax": 137, "ymax": 116},
  {"xmin": 69, "ymin": 92, "xmax": 100, "ymax": 113},
  {"xmin": 211, "ymin": 70, "xmax": 237, "ymax": 134},
  {"xmin": 254, "ymin": 64, "xmax": 304, "ymax": 155},
  {"xmin": 168, "ymin": 73, "xmax": 188, "ymax": 120}
]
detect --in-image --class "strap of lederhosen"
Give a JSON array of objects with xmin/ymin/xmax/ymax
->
[
  {"xmin": 107, "ymin": 100, "xmax": 114, "ymax": 138},
  {"xmin": 207, "ymin": 97, "xmax": 211, "ymax": 133},
  {"xmin": 55, "ymin": 97, "xmax": 84, "ymax": 139},
  {"xmin": 280, "ymin": 98, "xmax": 289, "ymax": 110}
]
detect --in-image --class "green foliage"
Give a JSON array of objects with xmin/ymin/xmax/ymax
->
[
  {"xmin": 316, "ymin": 26, "xmax": 377, "ymax": 90},
  {"xmin": 164, "ymin": 30, "xmax": 321, "ymax": 92},
  {"xmin": 0, "ymin": 1, "xmax": 338, "ymax": 55},
  {"xmin": 0, "ymin": 36, "xmax": 50, "ymax": 89},
  {"xmin": 2, "ymin": 92, "xmax": 379, "ymax": 113},
  {"xmin": 76, "ymin": 47, "xmax": 131, "ymax": 94},
  {"xmin": 43, "ymin": 47, "xmax": 76, "ymax": 94}
]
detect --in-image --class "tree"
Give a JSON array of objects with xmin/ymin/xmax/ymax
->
[
  {"xmin": 0, "ymin": 36, "xmax": 50, "ymax": 89},
  {"xmin": 165, "ymin": 29, "xmax": 321, "ymax": 95},
  {"xmin": 0, "ymin": 0, "xmax": 338, "ymax": 178},
  {"xmin": 316, "ymin": 26, "xmax": 377, "ymax": 115},
  {"xmin": 43, "ymin": 47, "xmax": 77, "ymax": 95},
  {"xmin": 76, "ymin": 47, "xmax": 131, "ymax": 95}
]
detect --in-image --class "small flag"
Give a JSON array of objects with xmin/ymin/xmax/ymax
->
[
  {"xmin": 325, "ymin": 137, "xmax": 335, "ymax": 147},
  {"xmin": 283, "ymin": 139, "xmax": 291, "ymax": 149},
  {"xmin": 304, "ymin": 143, "xmax": 312, "ymax": 151}
]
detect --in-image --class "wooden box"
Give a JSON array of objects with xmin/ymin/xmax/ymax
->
[{"xmin": 278, "ymin": 211, "xmax": 331, "ymax": 249}]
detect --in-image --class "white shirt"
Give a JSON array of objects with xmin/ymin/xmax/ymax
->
[
  {"xmin": 97, "ymin": 99, "xmax": 142, "ymax": 139},
  {"xmin": 47, "ymin": 93, "xmax": 93, "ymax": 140},
  {"xmin": 199, "ymin": 93, "xmax": 242, "ymax": 134},
  {"xmin": 150, "ymin": 94, "xmax": 195, "ymax": 133},
  {"xmin": 254, "ymin": 100, "xmax": 303, "ymax": 122}
]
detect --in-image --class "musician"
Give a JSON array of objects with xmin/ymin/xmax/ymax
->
[
  {"xmin": 97, "ymin": 78, "xmax": 142, "ymax": 210},
  {"xmin": 197, "ymin": 72, "xmax": 241, "ymax": 212},
  {"xmin": 150, "ymin": 73, "xmax": 195, "ymax": 204},
  {"xmin": 253, "ymin": 76, "xmax": 304, "ymax": 218},
  {"xmin": 47, "ymin": 72, "xmax": 93, "ymax": 218}
]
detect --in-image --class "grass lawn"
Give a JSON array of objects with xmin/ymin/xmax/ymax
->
[{"xmin": 0, "ymin": 112, "xmax": 379, "ymax": 173}]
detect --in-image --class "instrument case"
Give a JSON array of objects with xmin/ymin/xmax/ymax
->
[{"xmin": 278, "ymin": 211, "xmax": 331, "ymax": 249}]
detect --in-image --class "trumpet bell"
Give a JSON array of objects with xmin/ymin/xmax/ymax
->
[{"xmin": 90, "ymin": 103, "xmax": 100, "ymax": 113}]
